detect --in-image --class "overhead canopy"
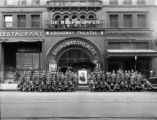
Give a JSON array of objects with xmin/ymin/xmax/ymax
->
[
  {"xmin": 107, "ymin": 49, "xmax": 157, "ymax": 57},
  {"xmin": 1, "ymin": 39, "xmax": 43, "ymax": 43}
]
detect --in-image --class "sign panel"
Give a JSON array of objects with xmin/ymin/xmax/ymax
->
[{"xmin": 78, "ymin": 70, "xmax": 88, "ymax": 84}]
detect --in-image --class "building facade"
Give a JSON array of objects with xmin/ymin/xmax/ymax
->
[{"xmin": 0, "ymin": 0, "xmax": 157, "ymax": 84}]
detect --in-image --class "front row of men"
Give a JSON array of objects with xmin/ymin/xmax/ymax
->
[{"xmin": 17, "ymin": 70, "xmax": 147, "ymax": 92}]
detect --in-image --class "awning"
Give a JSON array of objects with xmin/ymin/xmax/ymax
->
[
  {"xmin": 107, "ymin": 49, "xmax": 157, "ymax": 57},
  {"xmin": 1, "ymin": 39, "xmax": 43, "ymax": 43}
]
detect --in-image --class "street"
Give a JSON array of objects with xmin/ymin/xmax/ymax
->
[{"xmin": 1, "ymin": 91, "xmax": 157, "ymax": 120}]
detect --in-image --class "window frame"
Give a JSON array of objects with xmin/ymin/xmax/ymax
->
[
  {"xmin": 4, "ymin": 15, "xmax": 13, "ymax": 28},
  {"xmin": 109, "ymin": 14, "xmax": 119, "ymax": 28},
  {"xmin": 109, "ymin": 0, "xmax": 118, "ymax": 5},
  {"xmin": 123, "ymin": 0, "xmax": 132, "ymax": 5},
  {"xmin": 137, "ymin": 14, "xmax": 147, "ymax": 28},
  {"xmin": 123, "ymin": 14, "xmax": 133, "ymax": 28},
  {"xmin": 137, "ymin": 0, "xmax": 145, "ymax": 5},
  {"xmin": 17, "ymin": 15, "xmax": 27, "ymax": 28},
  {"xmin": 31, "ymin": 14, "xmax": 41, "ymax": 28},
  {"xmin": 32, "ymin": 0, "xmax": 40, "ymax": 5}
]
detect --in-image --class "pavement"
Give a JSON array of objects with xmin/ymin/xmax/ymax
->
[{"xmin": 1, "ymin": 91, "xmax": 157, "ymax": 120}]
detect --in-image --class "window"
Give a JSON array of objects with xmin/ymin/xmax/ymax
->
[
  {"xmin": 108, "ymin": 42, "xmax": 149, "ymax": 49},
  {"xmin": 18, "ymin": 0, "xmax": 26, "ymax": 5},
  {"xmin": 110, "ymin": 15, "xmax": 118, "ymax": 28},
  {"xmin": 110, "ymin": 0, "xmax": 118, "ymax": 5},
  {"xmin": 123, "ymin": 15, "xmax": 132, "ymax": 28},
  {"xmin": 137, "ymin": 0, "xmax": 145, "ymax": 5},
  {"xmin": 32, "ymin": 0, "xmax": 40, "ymax": 5},
  {"xmin": 123, "ymin": 0, "xmax": 132, "ymax": 5},
  {"xmin": 4, "ymin": 15, "xmax": 13, "ymax": 28},
  {"xmin": 137, "ymin": 14, "xmax": 146, "ymax": 28},
  {"xmin": 31, "ymin": 15, "xmax": 40, "ymax": 28},
  {"xmin": 17, "ymin": 15, "xmax": 26, "ymax": 28},
  {"xmin": 16, "ymin": 52, "xmax": 42, "ymax": 70},
  {"xmin": 5, "ymin": 0, "xmax": 13, "ymax": 5}
]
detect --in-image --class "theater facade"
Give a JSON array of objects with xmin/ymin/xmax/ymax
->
[{"xmin": 0, "ymin": 0, "xmax": 157, "ymax": 85}]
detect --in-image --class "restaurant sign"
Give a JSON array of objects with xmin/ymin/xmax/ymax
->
[{"xmin": 0, "ymin": 31, "xmax": 43, "ymax": 37}]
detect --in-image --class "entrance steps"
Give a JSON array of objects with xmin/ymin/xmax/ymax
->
[{"xmin": 77, "ymin": 84, "xmax": 89, "ymax": 91}]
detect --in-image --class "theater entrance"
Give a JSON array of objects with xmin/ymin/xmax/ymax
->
[
  {"xmin": 57, "ymin": 48, "xmax": 95, "ymax": 73},
  {"xmin": 47, "ymin": 37, "xmax": 104, "ymax": 75}
]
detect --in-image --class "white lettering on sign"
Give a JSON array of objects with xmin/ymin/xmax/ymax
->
[
  {"xmin": 53, "ymin": 40, "xmax": 97, "ymax": 56},
  {"xmin": 0, "ymin": 31, "xmax": 43, "ymax": 37}
]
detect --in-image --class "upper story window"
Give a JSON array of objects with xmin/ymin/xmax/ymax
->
[
  {"xmin": 4, "ymin": 15, "xmax": 13, "ymax": 28},
  {"xmin": 109, "ymin": 15, "xmax": 118, "ymax": 28},
  {"xmin": 137, "ymin": 14, "xmax": 146, "ymax": 28},
  {"xmin": 32, "ymin": 0, "xmax": 40, "ymax": 5},
  {"xmin": 31, "ymin": 15, "xmax": 40, "ymax": 28},
  {"xmin": 17, "ymin": 15, "xmax": 26, "ymax": 28},
  {"xmin": 110, "ymin": 0, "xmax": 118, "ymax": 5},
  {"xmin": 123, "ymin": 15, "xmax": 132, "ymax": 28},
  {"xmin": 18, "ymin": 0, "xmax": 26, "ymax": 5},
  {"xmin": 5, "ymin": 0, "xmax": 13, "ymax": 5},
  {"xmin": 123, "ymin": 0, "xmax": 132, "ymax": 5},
  {"xmin": 137, "ymin": 0, "xmax": 145, "ymax": 5}
]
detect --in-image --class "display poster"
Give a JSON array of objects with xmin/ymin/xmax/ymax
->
[{"xmin": 78, "ymin": 70, "xmax": 88, "ymax": 84}]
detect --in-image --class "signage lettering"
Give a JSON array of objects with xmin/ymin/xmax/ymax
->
[
  {"xmin": 53, "ymin": 40, "xmax": 97, "ymax": 56},
  {"xmin": 0, "ymin": 31, "xmax": 43, "ymax": 37},
  {"xmin": 50, "ymin": 19, "xmax": 100, "ymax": 25},
  {"xmin": 45, "ymin": 31, "xmax": 151, "ymax": 37}
]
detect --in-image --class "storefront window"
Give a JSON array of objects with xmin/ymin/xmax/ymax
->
[{"xmin": 16, "ymin": 52, "xmax": 42, "ymax": 70}]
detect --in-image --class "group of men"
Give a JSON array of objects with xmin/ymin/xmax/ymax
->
[
  {"xmin": 88, "ymin": 69, "xmax": 145, "ymax": 92},
  {"xmin": 17, "ymin": 69, "xmax": 146, "ymax": 92},
  {"xmin": 17, "ymin": 70, "xmax": 78, "ymax": 92}
]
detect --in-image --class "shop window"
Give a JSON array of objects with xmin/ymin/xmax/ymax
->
[
  {"xmin": 110, "ymin": 15, "xmax": 118, "ymax": 28},
  {"xmin": 16, "ymin": 52, "xmax": 42, "ymax": 70},
  {"xmin": 123, "ymin": 15, "xmax": 132, "ymax": 28},
  {"xmin": 4, "ymin": 15, "xmax": 13, "ymax": 28},
  {"xmin": 123, "ymin": 0, "xmax": 132, "ymax": 5},
  {"xmin": 31, "ymin": 15, "xmax": 40, "ymax": 28},
  {"xmin": 18, "ymin": 0, "xmax": 26, "ymax": 5},
  {"xmin": 17, "ymin": 15, "xmax": 26, "ymax": 28},
  {"xmin": 137, "ymin": 14, "xmax": 146, "ymax": 28},
  {"xmin": 32, "ymin": 0, "xmax": 40, "ymax": 5},
  {"xmin": 110, "ymin": 0, "xmax": 118, "ymax": 5},
  {"xmin": 108, "ymin": 42, "xmax": 149, "ymax": 49},
  {"xmin": 137, "ymin": 0, "xmax": 145, "ymax": 5}
]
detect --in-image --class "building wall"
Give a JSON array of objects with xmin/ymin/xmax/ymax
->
[{"xmin": 0, "ymin": 0, "xmax": 157, "ymax": 80}]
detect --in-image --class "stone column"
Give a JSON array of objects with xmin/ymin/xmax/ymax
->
[
  {"xmin": 151, "ymin": 57, "xmax": 157, "ymax": 77},
  {"xmin": 0, "ymin": 42, "xmax": 4, "ymax": 83},
  {"xmin": 42, "ymin": 40, "xmax": 46, "ymax": 70}
]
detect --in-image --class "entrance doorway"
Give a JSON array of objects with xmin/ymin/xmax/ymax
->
[{"xmin": 57, "ymin": 48, "xmax": 94, "ymax": 73}]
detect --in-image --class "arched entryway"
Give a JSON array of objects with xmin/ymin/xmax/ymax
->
[
  {"xmin": 47, "ymin": 37, "xmax": 104, "ymax": 73},
  {"xmin": 57, "ymin": 47, "xmax": 93, "ymax": 73}
]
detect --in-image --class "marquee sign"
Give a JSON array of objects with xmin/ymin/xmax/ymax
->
[{"xmin": 53, "ymin": 40, "xmax": 97, "ymax": 56}]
